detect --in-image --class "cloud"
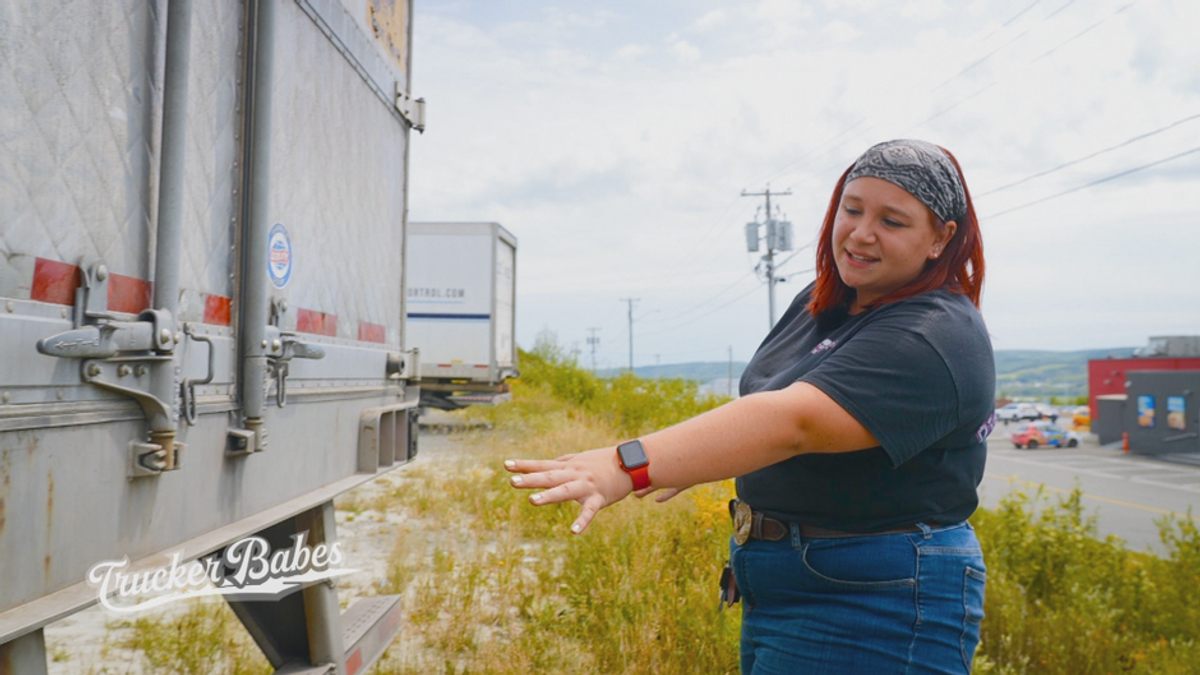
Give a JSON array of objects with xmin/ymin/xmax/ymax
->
[
  {"xmin": 692, "ymin": 10, "xmax": 727, "ymax": 33},
  {"xmin": 822, "ymin": 19, "xmax": 861, "ymax": 43},
  {"xmin": 667, "ymin": 33, "xmax": 701, "ymax": 63},
  {"xmin": 615, "ymin": 43, "xmax": 648, "ymax": 61},
  {"xmin": 410, "ymin": 1, "xmax": 1200, "ymax": 360}
]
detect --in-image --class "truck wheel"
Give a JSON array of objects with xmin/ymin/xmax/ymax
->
[
  {"xmin": 1013, "ymin": 443, "xmax": 1022, "ymax": 449},
  {"xmin": 1027, "ymin": 440, "xmax": 1039, "ymax": 449},
  {"xmin": 1067, "ymin": 438, "xmax": 1078, "ymax": 448}
]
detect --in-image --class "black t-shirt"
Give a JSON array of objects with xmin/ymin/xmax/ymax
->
[{"xmin": 736, "ymin": 283, "xmax": 996, "ymax": 533}]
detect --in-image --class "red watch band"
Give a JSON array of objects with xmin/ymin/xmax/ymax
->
[
  {"xmin": 625, "ymin": 464, "xmax": 650, "ymax": 491},
  {"xmin": 617, "ymin": 440, "xmax": 651, "ymax": 490}
]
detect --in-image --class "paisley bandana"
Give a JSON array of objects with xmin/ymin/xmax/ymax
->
[{"xmin": 844, "ymin": 139, "xmax": 967, "ymax": 223}]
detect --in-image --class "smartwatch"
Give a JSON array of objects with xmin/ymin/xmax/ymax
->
[{"xmin": 616, "ymin": 439, "xmax": 651, "ymax": 490}]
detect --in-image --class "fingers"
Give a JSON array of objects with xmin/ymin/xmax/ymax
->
[
  {"xmin": 654, "ymin": 487, "xmax": 685, "ymax": 503},
  {"xmin": 571, "ymin": 494, "xmax": 606, "ymax": 535},
  {"xmin": 507, "ymin": 469, "xmax": 571, "ymax": 491},
  {"xmin": 504, "ymin": 458, "xmax": 565, "ymax": 474}
]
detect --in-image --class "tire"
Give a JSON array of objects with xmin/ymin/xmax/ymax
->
[
  {"xmin": 1013, "ymin": 443, "xmax": 1022, "ymax": 449},
  {"xmin": 1028, "ymin": 440, "xmax": 1039, "ymax": 449},
  {"xmin": 1067, "ymin": 438, "xmax": 1078, "ymax": 448}
]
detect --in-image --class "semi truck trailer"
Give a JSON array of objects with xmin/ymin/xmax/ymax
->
[
  {"xmin": 405, "ymin": 222, "xmax": 518, "ymax": 410},
  {"xmin": 1, "ymin": 0, "xmax": 425, "ymax": 672}
]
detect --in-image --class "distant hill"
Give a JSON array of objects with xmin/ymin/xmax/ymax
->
[
  {"xmin": 596, "ymin": 361, "xmax": 747, "ymax": 383},
  {"xmin": 993, "ymin": 347, "xmax": 1136, "ymax": 398},
  {"xmin": 594, "ymin": 348, "xmax": 1139, "ymax": 399}
]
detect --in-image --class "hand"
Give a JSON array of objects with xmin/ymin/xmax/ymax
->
[
  {"xmin": 504, "ymin": 446, "xmax": 635, "ymax": 534},
  {"xmin": 634, "ymin": 486, "xmax": 687, "ymax": 503}
]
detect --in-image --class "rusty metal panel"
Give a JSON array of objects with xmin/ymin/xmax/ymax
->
[
  {"xmin": 266, "ymin": 0, "xmax": 406, "ymax": 346},
  {"xmin": 0, "ymin": 393, "xmax": 415, "ymax": 624}
]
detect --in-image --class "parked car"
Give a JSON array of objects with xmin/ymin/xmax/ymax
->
[
  {"xmin": 1034, "ymin": 404, "xmax": 1060, "ymax": 422},
  {"xmin": 996, "ymin": 403, "xmax": 1041, "ymax": 424},
  {"xmin": 1072, "ymin": 406, "xmax": 1091, "ymax": 428},
  {"xmin": 1011, "ymin": 421, "xmax": 1081, "ymax": 449}
]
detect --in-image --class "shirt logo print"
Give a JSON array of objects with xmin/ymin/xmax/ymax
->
[
  {"xmin": 810, "ymin": 338, "xmax": 838, "ymax": 354},
  {"xmin": 975, "ymin": 411, "xmax": 997, "ymax": 443}
]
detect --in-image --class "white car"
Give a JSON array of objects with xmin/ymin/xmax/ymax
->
[{"xmin": 995, "ymin": 403, "xmax": 1041, "ymax": 424}]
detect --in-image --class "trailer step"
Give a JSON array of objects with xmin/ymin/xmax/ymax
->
[
  {"xmin": 342, "ymin": 595, "xmax": 404, "ymax": 675},
  {"xmin": 274, "ymin": 664, "xmax": 334, "ymax": 675}
]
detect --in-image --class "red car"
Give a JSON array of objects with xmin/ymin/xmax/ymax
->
[{"xmin": 1011, "ymin": 422, "xmax": 1080, "ymax": 449}]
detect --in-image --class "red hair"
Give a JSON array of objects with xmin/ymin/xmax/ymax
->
[{"xmin": 806, "ymin": 147, "xmax": 984, "ymax": 315}]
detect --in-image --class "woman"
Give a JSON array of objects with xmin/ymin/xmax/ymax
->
[{"xmin": 506, "ymin": 139, "xmax": 994, "ymax": 674}]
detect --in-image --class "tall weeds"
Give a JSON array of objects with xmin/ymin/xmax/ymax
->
[{"xmin": 115, "ymin": 337, "xmax": 1200, "ymax": 674}]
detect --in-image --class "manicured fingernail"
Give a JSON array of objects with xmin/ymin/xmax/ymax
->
[
  {"xmin": 571, "ymin": 524, "xmax": 582, "ymax": 534},
  {"xmin": 504, "ymin": 460, "xmax": 516, "ymax": 469},
  {"xmin": 530, "ymin": 493, "xmax": 542, "ymax": 503},
  {"xmin": 510, "ymin": 475, "xmax": 523, "ymax": 485}
]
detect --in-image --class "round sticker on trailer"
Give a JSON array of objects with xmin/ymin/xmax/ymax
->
[{"xmin": 268, "ymin": 223, "xmax": 292, "ymax": 288}]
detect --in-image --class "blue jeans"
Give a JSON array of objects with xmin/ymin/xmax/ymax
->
[{"xmin": 731, "ymin": 521, "xmax": 986, "ymax": 674}]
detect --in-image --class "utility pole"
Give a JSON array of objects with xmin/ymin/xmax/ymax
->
[
  {"xmin": 728, "ymin": 346, "xmax": 733, "ymax": 398},
  {"xmin": 620, "ymin": 298, "xmax": 639, "ymax": 372},
  {"xmin": 586, "ymin": 327, "xmax": 601, "ymax": 372},
  {"xmin": 742, "ymin": 185, "xmax": 793, "ymax": 329}
]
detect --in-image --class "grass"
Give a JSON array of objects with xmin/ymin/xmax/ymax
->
[
  {"xmin": 366, "ymin": 377, "xmax": 739, "ymax": 674},
  {"xmin": 108, "ymin": 336, "xmax": 1200, "ymax": 674},
  {"xmin": 112, "ymin": 600, "xmax": 271, "ymax": 675}
]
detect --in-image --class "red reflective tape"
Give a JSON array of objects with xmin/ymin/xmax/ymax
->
[
  {"xmin": 296, "ymin": 308, "xmax": 337, "ymax": 336},
  {"xmin": 474, "ymin": 364, "xmax": 489, "ymax": 369},
  {"xmin": 358, "ymin": 322, "xmax": 386, "ymax": 343},
  {"xmin": 345, "ymin": 648, "xmax": 363, "ymax": 675},
  {"xmin": 108, "ymin": 274, "xmax": 152, "ymax": 314},
  {"xmin": 203, "ymin": 294, "xmax": 232, "ymax": 326},
  {"xmin": 437, "ymin": 364, "xmax": 452, "ymax": 368},
  {"xmin": 30, "ymin": 258, "xmax": 78, "ymax": 305}
]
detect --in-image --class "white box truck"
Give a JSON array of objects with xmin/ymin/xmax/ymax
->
[
  {"xmin": 406, "ymin": 222, "xmax": 518, "ymax": 409},
  {"xmin": 1, "ymin": 0, "xmax": 425, "ymax": 671}
]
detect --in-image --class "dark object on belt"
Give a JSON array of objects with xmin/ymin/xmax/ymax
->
[
  {"xmin": 717, "ymin": 560, "xmax": 739, "ymax": 610},
  {"xmin": 729, "ymin": 499, "xmax": 928, "ymax": 545}
]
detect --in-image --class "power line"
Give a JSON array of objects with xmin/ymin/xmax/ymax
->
[
  {"xmin": 641, "ymin": 269, "xmax": 759, "ymax": 324},
  {"xmin": 619, "ymin": 195, "xmax": 750, "ymax": 290},
  {"xmin": 931, "ymin": 26, "xmax": 1034, "ymax": 93},
  {"xmin": 983, "ymin": 145, "xmax": 1200, "ymax": 220},
  {"xmin": 639, "ymin": 281, "xmax": 767, "ymax": 339},
  {"xmin": 769, "ymin": 241, "xmax": 815, "ymax": 274},
  {"xmin": 976, "ymin": 111, "xmax": 1200, "ymax": 197},
  {"xmin": 761, "ymin": 0, "xmax": 1140, "ymax": 194},
  {"xmin": 1030, "ymin": 0, "xmax": 1137, "ymax": 63},
  {"xmin": 744, "ymin": 0, "xmax": 1071, "ymax": 191},
  {"xmin": 778, "ymin": 267, "xmax": 815, "ymax": 283}
]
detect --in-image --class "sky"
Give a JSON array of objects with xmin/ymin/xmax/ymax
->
[{"xmin": 406, "ymin": 0, "xmax": 1200, "ymax": 369}]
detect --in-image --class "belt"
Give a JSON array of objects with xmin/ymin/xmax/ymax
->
[{"xmin": 729, "ymin": 499, "xmax": 928, "ymax": 545}]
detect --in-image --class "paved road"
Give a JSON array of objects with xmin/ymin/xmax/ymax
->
[{"xmin": 980, "ymin": 430, "xmax": 1200, "ymax": 555}]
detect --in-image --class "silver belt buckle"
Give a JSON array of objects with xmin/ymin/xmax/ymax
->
[{"xmin": 733, "ymin": 500, "xmax": 753, "ymax": 546}]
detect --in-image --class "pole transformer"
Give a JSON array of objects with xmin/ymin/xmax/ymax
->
[{"xmin": 742, "ymin": 186, "xmax": 793, "ymax": 329}]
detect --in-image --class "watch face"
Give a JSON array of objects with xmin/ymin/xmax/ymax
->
[{"xmin": 618, "ymin": 440, "xmax": 649, "ymax": 470}]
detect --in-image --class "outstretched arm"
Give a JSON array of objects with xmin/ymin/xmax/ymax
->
[{"xmin": 504, "ymin": 380, "xmax": 878, "ymax": 534}]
